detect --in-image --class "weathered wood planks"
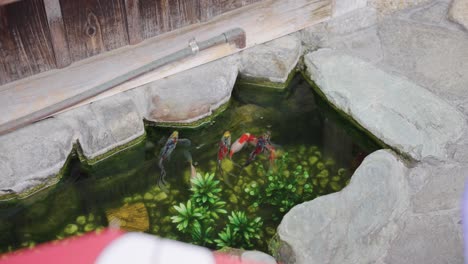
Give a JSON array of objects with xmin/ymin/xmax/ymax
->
[
  {"xmin": 0, "ymin": 0, "xmax": 267, "ymax": 84},
  {"xmin": 0, "ymin": 0, "xmax": 56, "ymax": 85},
  {"xmin": 139, "ymin": 0, "xmax": 201, "ymax": 39},
  {"xmin": 0, "ymin": 0, "xmax": 332, "ymax": 128},
  {"xmin": 59, "ymin": 0, "xmax": 129, "ymax": 62}
]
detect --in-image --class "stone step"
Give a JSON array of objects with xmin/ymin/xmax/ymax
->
[{"xmin": 304, "ymin": 49, "xmax": 466, "ymax": 161}]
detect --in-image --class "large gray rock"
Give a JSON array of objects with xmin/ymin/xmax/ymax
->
[
  {"xmin": 278, "ymin": 150, "xmax": 410, "ymax": 264},
  {"xmin": 378, "ymin": 16, "xmax": 468, "ymax": 104},
  {"xmin": 239, "ymin": 35, "xmax": 301, "ymax": 84},
  {"xmin": 449, "ymin": 0, "xmax": 468, "ymax": 30},
  {"xmin": 407, "ymin": 0, "xmax": 453, "ymax": 26},
  {"xmin": 57, "ymin": 93, "xmax": 144, "ymax": 160},
  {"xmin": 0, "ymin": 118, "xmax": 74, "ymax": 196},
  {"xmin": 278, "ymin": 151, "xmax": 466, "ymax": 264},
  {"xmin": 301, "ymin": 7, "xmax": 382, "ymax": 63},
  {"xmin": 368, "ymin": 0, "xmax": 433, "ymax": 16},
  {"xmin": 333, "ymin": 0, "xmax": 367, "ymax": 17},
  {"xmin": 408, "ymin": 160, "xmax": 467, "ymax": 213},
  {"xmin": 304, "ymin": 49, "xmax": 466, "ymax": 160},
  {"xmin": 143, "ymin": 56, "xmax": 239, "ymax": 124},
  {"xmin": 385, "ymin": 160, "xmax": 466, "ymax": 264},
  {"xmin": 385, "ymin": 214, "xmax": 463, "ymax": 264}
]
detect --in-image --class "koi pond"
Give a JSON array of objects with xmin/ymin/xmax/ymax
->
[{"xmin": 0, "ymin": 75, "xmax": 380, "ymax": 254}]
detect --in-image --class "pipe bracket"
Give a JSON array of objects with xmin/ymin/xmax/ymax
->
[{"xmin": 188, "ymin": 38, "xmax": 199, "ymax": 55}]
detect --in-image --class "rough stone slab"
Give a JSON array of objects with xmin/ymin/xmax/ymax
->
[
  {"xmin": 302, "ymin": 7, "xmax": 378, "ymax": 45},
  {"xmin": 0, "ymin": 118, "xmax": 74, "ymax": 195},
  {"xmin": 144, "ymin": 56, "xmax": 239, "ymax": 124},
  {"xmin": 385, "ymin": 214, "xmax": 463, "ymax": 264},
  {"xmin": 408, "ymin": 0, "xmax": 452, "ymax": 26},
  {"xmin": 333, "ymin": 0, "xmax": 367, "ymax": 17},
  {"xmin": 57, "ymin": 93, "xmax": 144, "ymax": 160},
  {"xmin": 125, "ymin": 86, "xmax": 150, "ymax": 120},
  {"xmin": 408, "ymin": 161, "xmax": 468, "ymax": 213},
  {"xmin": 449, "ymin": 0, "xmax": 468, "ymax": 30},
  {"xmin": 368, "ymin": 0, "xmax": 432, "ymax": 16},
  {"xmin": 301, "ymin": 7, "xmax": 382, "ymax": 63},
  {"xmin": 239, "ymin": 35, "xmax": 301, "ymax": 84},
  {"xmin": 278, "ymin": 150, "xmax": 410, "ymax": 264},
  {"xmin": 241, "ymin": 251, "xmax": 277, "ymax": 264},
  {"xmin": 378, "ymin": 17, "xmax": 468, "ymax": 103},
  {"xmin": 305, "ymin": 49, "xmax": 466, "ymax": 160}
]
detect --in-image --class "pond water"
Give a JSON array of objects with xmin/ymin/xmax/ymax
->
[{"xmin": 0, "ymin": 75, "xmax": 380, "ymax": 254}]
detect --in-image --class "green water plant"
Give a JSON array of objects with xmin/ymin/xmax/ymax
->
[
  {"xmin": 171, "ymin": 200, "xmax": 203, "ymax": 233},
  {"xmin": 215, "ymin": 211, "xmax": 263, "ymax": 249},
  {"xmin": 171, "ymin": 173, "xmax": 229, "ymax": 247},
  {"xmin": 56, "ymin": 213, "xmax": 104, "ymax": 239},
  {"xmin": 190, "ymin": 173, "xmax": 227, "ymax": 219},
  {"xmin": 171, "ymin": 172, "xmax": 264, "ymax": 249},
  {"xmin": 247, "ymin": 153, "xmax": 317, "ymax": 217},
  {"xmin": 170, "ymin": 200, "xmax": 216, "ymax": 246}
]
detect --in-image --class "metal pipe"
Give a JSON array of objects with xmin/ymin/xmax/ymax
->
[{"xmin": 0, "ymin": 28, "xmax": 246, "ymax": 136}]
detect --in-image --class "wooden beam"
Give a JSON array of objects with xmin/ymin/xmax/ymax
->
[
  {"xmin": 43, "ymin": 0, "xmax": 71, "ymax": 68},
  {"xmin": 123, "ymin": 0, "xmax": 143, "ymax": 45},
  {"xmin": 0, "ymin": 0, "xmax": 331, "ymax": 128}
]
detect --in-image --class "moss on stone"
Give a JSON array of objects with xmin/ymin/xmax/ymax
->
[
  {"xmin": 237, "ymin": 68, "xmax": 298, "ymax": 91},
  {"xmin": 145, "ymin": 101, "xmax": 230, "ymax": 129},
  {"xmin": 78, "ymin": 133, "xmax": 147, "ymax": 166},
  {"xmin": 0, "ymin": 148, "xmax": 78, "ymax": 202}
]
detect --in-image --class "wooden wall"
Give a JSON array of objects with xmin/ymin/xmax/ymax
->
[{"xmin": 0, "ymin": 0, "xmax": 262, "ymax": 85}]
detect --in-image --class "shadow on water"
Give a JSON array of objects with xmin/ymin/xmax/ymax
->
[{"xmin": 0, "ymin": 75, "xmax": 380, "ymax": 253}]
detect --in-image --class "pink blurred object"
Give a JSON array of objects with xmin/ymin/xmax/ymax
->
[
  {"xmin": 214, "ymin": 253, "xmax": 266, "ymax": 264},
  {"xmin": 0, "ymin": 228, "xmax": 268, "ymax": 264},
  {"xmin": 0, "ymin": 229, "xmax": 124, "ymax": 264}
]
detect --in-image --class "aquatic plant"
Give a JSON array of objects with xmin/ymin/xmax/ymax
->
[
  {"xmin": 171, "ymin": 173, "xmax": 229, "ymax": 246},
  {"xmin": 190, "ymin": 173, "xmax": 227, "ymax": 219},
  {"xmin": 215, "ymin": 211, "xmax": 263, "ymax": 249},
  {"xmin": 56, "ymin": 213, "xmax": 104, "ymax": 239},
  {"xmin": 171, "ymin": 200, "xmax": 203, "ymax": 232},
  {"xmin": 246, "ymin": 153, "xmax": 317, "ymax": 216},
  {"xmin": 171, "ymin": 172, "xmax": 264, "ymax": 249}
]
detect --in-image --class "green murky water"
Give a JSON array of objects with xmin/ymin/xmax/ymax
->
[{"xmin": 0, "ymin": 76, "xmax": 380, "ymax": 253}]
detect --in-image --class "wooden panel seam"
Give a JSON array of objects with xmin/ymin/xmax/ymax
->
[
  {"xmin": 123, "ymin": 0, "xmax": 143, "ymax": 45},
  {"xmin": 44, "ymin": 0, "xmax": 71, "ymax": 68}
]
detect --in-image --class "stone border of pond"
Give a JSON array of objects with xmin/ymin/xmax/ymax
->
[{"xmin": 277, "ymin": 1, "xmax": 468, "ymax": 263}]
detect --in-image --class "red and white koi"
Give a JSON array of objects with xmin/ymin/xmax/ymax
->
[{"xmin": 229, "ymin": 133, "xmax": 257, "ymax": 159}]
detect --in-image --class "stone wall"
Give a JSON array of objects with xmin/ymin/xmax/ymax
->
[
  {"xmin": 334, "ymin": 0, "xmax": 434, "ymax": 17},
  {"xmin": 278, "ymin": 0, "xmax": 468, "ymax": 263}
]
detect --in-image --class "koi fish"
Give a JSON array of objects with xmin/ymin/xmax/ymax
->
[
  {"xmin": 243, "ymin": 131, "xmax": 276, "ymax": 169},
  {"xmin": 217, "ymin": 131, "xmax": 231, "ymax": 172},
  {"xmin": 229, "ymin": 133, "xmax": 257, "ymax": 159},
  {"xmin": 158, "ymin": 131, "xmax": 178, "ymax": 186}
]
